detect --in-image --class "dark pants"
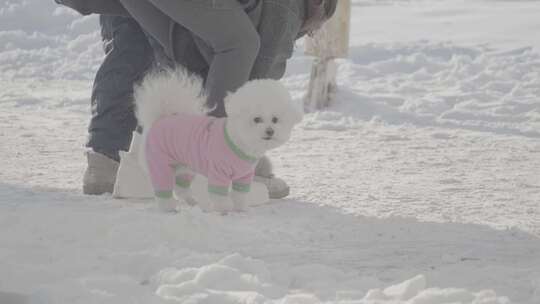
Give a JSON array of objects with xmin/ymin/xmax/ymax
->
[{"xmin": 86, "ymin": 16, "xmax": 154, "ymax": 161}]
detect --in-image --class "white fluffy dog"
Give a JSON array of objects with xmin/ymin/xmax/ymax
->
[{"xmin": 134, "ymin": 69, "xmax": 302, "ymax": 213}]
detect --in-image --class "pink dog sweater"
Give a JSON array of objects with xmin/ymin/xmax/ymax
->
[{"xmin": 145, "ymin": 113, "xmax": 258, "ymax": 199}]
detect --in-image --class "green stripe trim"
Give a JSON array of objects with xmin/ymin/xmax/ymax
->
[
  {"xmin": 172, "ymin": 163, "xmax": 186, "ymax": 169},
  {"xmin": 224, "ymin": 122, "xmax": 258, "ymax": 163},
  {"xmin": 208, "ymin": 185, "xmax": 229, "ymax": 196},
  {"xmin": 155, "ymin": 190, "xmax": 173, "ymax": 199},
  {"xmin": 232, "ymin": 183, "xmax": 251, "ymax": 193},
  {"xmin": 175, "ymin": 178, "xmax": 192, "ymax": 188}
]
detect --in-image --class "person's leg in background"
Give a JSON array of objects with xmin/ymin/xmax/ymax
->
[{"xmin": 83, "ymin": 15, "xmax": 154, "ymax": 195}]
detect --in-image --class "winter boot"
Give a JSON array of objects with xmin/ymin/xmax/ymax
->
[
  {"xmin": 83, "ymin": 150, "xmax": 120, "ymax": 195},
  {"xmin": 254, "ymin": 156, "xmax": 290, "ymax": 199}
]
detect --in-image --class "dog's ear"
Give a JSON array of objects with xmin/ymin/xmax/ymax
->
[
  {"xmin": 224, "ymin": 80, "xmax": 263, "ymax": 118},
  {"xmin": 224, "ymin": 90, "xmax": 249, "ymax": 118},
  {"xmin": 224, "ymin": 79, "xmax": 303, "ymax": 123},
  {"xmin": 273, "ymin": 82, "xmax": 303, "ymax": 125}
]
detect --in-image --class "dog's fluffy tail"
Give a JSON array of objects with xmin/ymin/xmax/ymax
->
[{"xmin": 134, "ymin": 68, "xmax": 206, "ymax": 129}]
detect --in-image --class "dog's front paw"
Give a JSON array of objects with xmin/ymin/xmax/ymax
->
[
  {"xmin": 213, "ymin": 200, "xmax": 234, "ymax": 214},
  {"xmin": 174, "ymin": 187, "xmax": 198, "ymax": 207},
  {"xmin": 197, "ymin": 198, "xmax": 214, "ymax": 213},
  {"xmin": 209, "ymin": 193, "xmax": 234, "ymax": 214},
  {"xmin": 183, "ymin": 196, "xmax": 198, "ymax": 207},
  {"xmin": 156, "ymin": 198, "xmax": 179, "ymax": 213},
  {"xmin": 233, "ymin": 200, "xmax": 248, "ymax": 212},
  {"xmin": 231, "ymin": 191, "xmax": 248, "ymax": 212}
]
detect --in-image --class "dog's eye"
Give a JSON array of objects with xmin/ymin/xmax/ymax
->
[
  {"xmin": 272, "ymin": 117, "xmax": 279, "ymax": 124},
  {"xmin": 253, "ymin": 117, "xmax": 263, "ymax": 124}
]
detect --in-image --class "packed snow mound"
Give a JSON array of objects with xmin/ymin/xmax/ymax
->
[
  {"xmin": 363, "ymin": 275, "xmax": 509, "ymax": 304},
  {"xmin": 153, "ymin": 254, "xmax": 509, "ymax": 304},
  {"xmin": 154, "ymin": 254, "xmax": 284, "ymax": 303}
]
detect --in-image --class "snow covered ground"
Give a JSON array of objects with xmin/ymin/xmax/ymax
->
[{"xmin": 1, "ymin": 0, "xmax": 539, "ymax": 303}]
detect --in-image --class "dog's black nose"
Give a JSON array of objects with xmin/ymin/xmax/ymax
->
[{"xmin": 265, "ymin": 128, "xmax": 274, "ymax": 137}]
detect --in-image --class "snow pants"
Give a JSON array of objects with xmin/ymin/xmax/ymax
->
[{"xmin": 86, "ymin": 16, "xmax": 154, "ymax": 161}]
